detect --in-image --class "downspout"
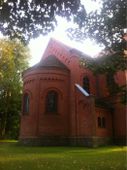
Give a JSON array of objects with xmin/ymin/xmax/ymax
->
[{"xmin": 74, "ymin": 86, "xmax": 78, "ymax": 143}]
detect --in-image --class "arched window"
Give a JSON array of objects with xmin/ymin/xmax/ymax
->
[
  {"xmin": 46, "ymin": 91, "xmax": 58, "ymax": 113},
  {"xmin": 83, "ymin": 76, "xmax": 90, "ymax": 93},
  {"xmin": 23, "ymin": 93, "xmax": 29, "ymax": 114}
]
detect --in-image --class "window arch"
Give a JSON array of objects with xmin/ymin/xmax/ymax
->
[
  {"xmin": 83, "ymin": 76, "xmax": 90, "ymax": 93},
  {"xmin": 23, "ymin": 93, "xmax": 30, "ymax": 114},
  {"xmin": 45, "ymin": 91, "xmax": 58, "ymax": 113}
]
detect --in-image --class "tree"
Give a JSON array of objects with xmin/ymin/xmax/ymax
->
[
  {"xmin": 0, "ymin": 0, "xmax": 81, "ymax": 42},
  {"xmin": 0, "ymin": 38, "xmax": 30, "ymax": 138},
  {"xmin": 68, "ymin": 0, "xmax": 126, "ymax": 52}
]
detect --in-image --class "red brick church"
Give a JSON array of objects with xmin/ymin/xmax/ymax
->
[{"xmin": 19, "ymin": 38, "xmax": 126, "ymax": 146}]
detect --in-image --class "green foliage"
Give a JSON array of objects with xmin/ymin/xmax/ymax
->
[
  {"xmin": 68, "ymin": 0, "xmax": 126, "ymax": 52},
  {"xmin": 68, "ymin": 0, "xmax": 127, "ymax": 87},
  {"xmin": 0, "ymin": 38, "xmax": 30, "ymax": 139},
  {"xmin": 0, "ymin": 142, "xmax": 126, "ymax": 170},
  {"xmin": 0, "ymin": 0, "xmax": 81, "ymax": 42},
  {"xmin": 80, "ymin": 52, "xmax": 127, "ymax": 74}
]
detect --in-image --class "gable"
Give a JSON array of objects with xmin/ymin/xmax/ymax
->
[{"xmin": 41, "ymin": 38, "xmax": 93, "ymax": 70}]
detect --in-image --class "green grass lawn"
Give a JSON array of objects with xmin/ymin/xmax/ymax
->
[{"xmin": 0, "ymin": 141, "xmax": 126, "ymax": 170}]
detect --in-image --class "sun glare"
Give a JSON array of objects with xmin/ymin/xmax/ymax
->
[
  {"xmin": 29, "ymin": 0, "xmax": 103, "ymax": 66},
  {"xmin": 81, "ymin": 0, "xmax": 102, "ymax": 13}
]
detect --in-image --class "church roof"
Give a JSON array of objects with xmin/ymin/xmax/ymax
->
[
  {"xmin": 40, "ymin": 55, "xmax": 69, "ymax": 70},
  {"xmin": 24, "ymin": 55, "xmax": 69, "ymax": 74}
]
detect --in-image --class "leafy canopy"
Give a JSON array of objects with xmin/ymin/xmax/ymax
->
[
  {"xmin": 0, "ymin": 38, "xmax": 30, "ymax": 138},
  {"xmin": 0, "ymin": 0, "xmax": 81, "ymax": 42},
  {"xmin": 68, "ymin": 0, "xmax": 127, "ymax": 52},
  {"xmin": 0, "ymin": 0, "xmax": 126, "ymax": 53},
  {"xmin": 67, "ymin": 0, "xmax": 127, "ymax": 74}
]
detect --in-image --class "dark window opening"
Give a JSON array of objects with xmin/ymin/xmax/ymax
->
[
  {"xmin": 46, "ymin": 91, "xmax": 58, "ymax": 113},
  {"xmin": 97, "ymin": 116, "xmax": 106, "ymax": 128},
  {"xmin": 83, "ymin": 76, "xmax": 90, "ymax": 93},
  {"xmin": 106, "ymin": 73, "xmax": 119, "ymax": 94},
  {"xmin": 23, "ymin": 93, "xmax": 29, "ymax": 114}
]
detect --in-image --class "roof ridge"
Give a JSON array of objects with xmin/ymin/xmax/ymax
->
[{"xmin": 50, "ymin": 38, "xmax": 92, "ymax": 59}]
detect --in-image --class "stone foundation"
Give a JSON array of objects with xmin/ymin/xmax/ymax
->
[
  {"xmin": 69, "ymin": 136, "xmax": 112, "ymax": 147},
  {"xmin": 19, "ymin": 136, "xmax": 69, "ymax": 146},
  {"xmin": 113, "ymin": 137, "xmax": 126, "ymax": 146},
  {"xmin": 19, "ymin": 136, "xmax": 112, "ymax": 147}
]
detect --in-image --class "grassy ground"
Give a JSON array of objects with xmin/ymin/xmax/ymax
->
[{"xmin": 0, "ymin": 141, "xmax": 126, "ymax": 170}]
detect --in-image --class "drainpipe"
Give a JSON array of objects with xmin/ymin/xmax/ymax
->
[{"xmin": 74, "ymin": 86, "xmax": 78, "ymax": 144}]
